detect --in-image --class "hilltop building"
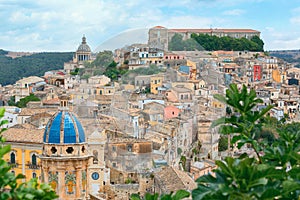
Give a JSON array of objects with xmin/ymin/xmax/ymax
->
[{"xmin": 148, "ymin": 26, "xmax": 261, "ymax": 51}]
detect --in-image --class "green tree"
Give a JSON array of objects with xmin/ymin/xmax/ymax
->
[
  {"xmin": 70, "ymin": 67, "xmax": 80, "ymax": 75},
  {"xmin": 92, "ymin": 50, "xmax": 113, "ymax": 68},
  {"xmin": 8, "ymin": 96, "xmax": 16, "ymax": 106},
  {"xmin": 0, "ymin": 108, "xmax": 58, "ymax": 199},
  {"xmin": 191, "ymin": 34, "xmax": 264, "ymax": 52},
  {"xmin": 81, "ymin": 73, "xmax": 91, "ymax": 80},
  {"xmin": 218, "ymin": 135, "xmax": 228, "ymax": 152},
  {"xmin": 169, "ymin": 33, "xmax": 204, "ymax": 51},
  {"xmin": 104, "ymin": 61, "xmax": 120, "ymax": 81},
  {"xmin": 168, "ymin": 34, "xmax": 184, "ymax": 51},
  {"xmin": 16, "ymin": 94, "xmax": 40, "ymax": 108},
  {"xmin": 192, "ymin": 83, "xmax": 300, "ymax": 199},
  {"xmin": 251, "ymin": 35, "xmax": 264, "ymax": 52},
  {"xmin": 0, "ymin": 52, "xmax": 73, "ymax": 86}
]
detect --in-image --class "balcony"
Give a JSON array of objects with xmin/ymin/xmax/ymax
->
[
  {"xmin": 26, "ymin": 162, "xmax": 41, "ymax": 169},
  {"xmin": 8, "ymin": 162, "xmax": 19, "ymax": 168}
]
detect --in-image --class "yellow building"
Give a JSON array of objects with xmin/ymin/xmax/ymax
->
[
  {"xmin": 96, "ymin": 85, "xmax": 116, "ymax": 96},
  {"xmin": 2, "ymin": 123, "xmax": 43, "ymax": 182},
  {"xmin": 272, "ymin": 69, "xmax": 282, "ymax": 83},
  {"xmin": 211, "ymin": 100, "xmax": 225, "ymax": 109},
  {"xmin": 150, "ymin": 75, "xmax": 164, "ymax": 94}
]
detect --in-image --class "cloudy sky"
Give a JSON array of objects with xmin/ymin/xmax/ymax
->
[{"xmin": 1, "ymin": 0, "xmax": 300, "ymax": 52}]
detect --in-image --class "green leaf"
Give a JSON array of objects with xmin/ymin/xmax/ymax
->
[
  {"xmin": 172, "ymin": 190, "xmax": 190, "ymax": 200},
  {"xmin": 196, "ymin": 174, "xmax": 217, "ymax": 184},
  {"xmin": 282, "ymin": 180, "xmax": 300, "ymax": 195},
  {"xmin": 211, "ymin": 117, "xmax": 227, "ymax": 128},
  {"xmin": 0, "ymin": 108, "xmax": 5, "ymax": 118},
  {"xmin": 260, "ymin": 188, "xmax": 280, "ymax": 199},
  {"xmin": 160, "ymin": 194, "xmax": 172, "ymax": 200},
  {"xmin": 0, "ymin": 145, "xmax": 11, "ymax": 157},
  {"xmin": 130, "ymin": 193, "xmax": 141, "ymax": 200},
  {"xmin": 145, "ymin": 193, "xmax": 159, "ymax": 200},
  {"xmin": 192, "ymin": 184, "xmax": 216, "ymax": 200},
  {"xmin": 213, "ymin": 94, "xmax": 227, "ymax": 104}
]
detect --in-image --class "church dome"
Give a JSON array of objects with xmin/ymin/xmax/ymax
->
[
  {"xmin": 43, "ymin": 111, "xmax": 86, "ymax": 144},
  {"xmin": 77, "ymin": 35, "xmax": 91, "ymax": 52}
]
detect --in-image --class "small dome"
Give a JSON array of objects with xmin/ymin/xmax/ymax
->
[
  {"xmin": 43, "ymin": 111, "xmax": 85, "ymax": 144},
  {"xmin": 77, "ymin": 35, "xmax": 91, "ymax": 52}
]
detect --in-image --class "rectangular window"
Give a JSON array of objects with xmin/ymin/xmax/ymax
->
[{"xmin": 127, "ymin": 144, "xmax": 133, "ymax": 152}]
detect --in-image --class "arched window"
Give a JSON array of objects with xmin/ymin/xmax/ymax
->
[
  {"xmin": 33, "ymin": 172, "xmax": 37, "ymax": 178},
  {"xmin": 93, "ymin": 150, "xmax": 98, "ymax": 164},
  {"xmin": 32, "ymin": 154, "xmax": 37, "ymax": 165},
  {"xmin": 10, "ymin": 152, "xmax": 16, "ymax": 164}
]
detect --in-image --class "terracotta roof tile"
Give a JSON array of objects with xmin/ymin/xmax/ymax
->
[
  {"xmin": 42, "ymin": 98, "xmax": 60, "ymax": 105},
  {"xmin": 19, "ymin": 108, "xmax": 57, "ymax": 116},
  {"xmin": 170, "ymin": 28, "xmax": 260, "ymax": 33},
  {"xmin": 154, "ymin": 167, "xmax": 195, "ymax": 193},
  {"xmin": 2, "ymin": 126, "xmax": 44, "ymax": 144}
]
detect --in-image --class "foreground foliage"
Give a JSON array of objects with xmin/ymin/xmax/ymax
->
[
  {"xmin": 0, "ymin": 108, "xmax": 58, "ymax": 199},
  {"xmin": 131, "ymin": 190, "xmax": 190, "ymax": 200}
]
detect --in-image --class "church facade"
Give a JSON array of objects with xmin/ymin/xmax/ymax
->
[{"xmin": 39, "ymin": 95, "xmax": 109, "ymax": 199}]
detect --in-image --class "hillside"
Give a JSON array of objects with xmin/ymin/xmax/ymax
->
[
  {"xmin": 0, "ymin": 50, "xmax": 74, "ymax": 86},
  {"xmin": 269, "ymin": 50, "xmax": 300, "ymax": 67}
]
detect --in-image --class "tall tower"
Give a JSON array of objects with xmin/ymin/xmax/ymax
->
[
  {"xmin": 87, "ymin": 128, "xmax": 110, "ymax": 196},
  {"xmin": 148, "ymin": 26, "xmax": 168, "ymax": 51},
  {"xmin": 40, "ymin": 95, "xmax": 91, "ymax": 200}
]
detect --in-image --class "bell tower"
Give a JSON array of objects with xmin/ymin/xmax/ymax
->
[{"xmin": 87, "ymin": 128, "xmax": 110, "ymax": 196}]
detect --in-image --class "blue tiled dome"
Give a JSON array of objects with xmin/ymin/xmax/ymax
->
[{"xmin": 43, "ymin": 111, "xmax": 85, "ymax": 144}]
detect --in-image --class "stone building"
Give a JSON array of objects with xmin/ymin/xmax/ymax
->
[
  {"xmin": 148, "ymin": 26, "xmax": 261, "ymax": 51},
  {"xmin": 197, "ymin": 119, "xmax": 219, "ymax": 160},
  {"xmin": 2, "ymin": 123, "xmax": 44, "ymax": 183},
  {"xmin": 154, "ymin": 166, "xmax": 196, "ymax": 194},
  {"xmin": 105, "ymin": 138, "xmax": 153, "ymax": 199}
]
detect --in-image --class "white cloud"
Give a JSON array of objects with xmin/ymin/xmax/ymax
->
[
  {"xmin": 222, "ymin": 9, "xmax": 245, "ymax": 16},
  {"xmin": 290, "ymin": 17, "xmax": 300, "ymax": 25},
  {"xmin": 262, "ymin": 27, "xmax": 300, "ymax": 50},
  {"xmin": 268, "ymin": 37, "xmax": 300, "ymax": 50},
  {"xmin": 290, "ymin": 7, "xmax": 300, "ymax": 25},
  {"xmin": 0, "ymin": 0, "xmax": 298, "ymax": 51},
  {"xmin": 161, "ymin": 16, "xmax": 215, "ymax": 29}
]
